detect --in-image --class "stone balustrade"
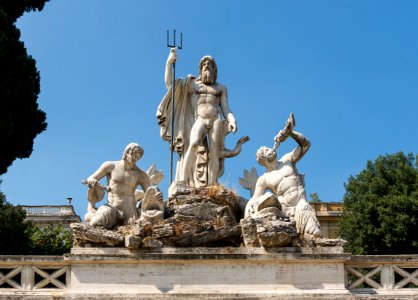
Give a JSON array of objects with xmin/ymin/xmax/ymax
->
[
  {"xmin": 21, "ymin": 205, "xmax": 81, "ymax": 229},
  {"xmin": 22, "ymin": 205, "xmax": 75, "ymax": 216},
  {"xmin": 345, "ymin": 255, "xmax": 418, "ymax": 293},
  {"xmin": 0, "ymin": 256, "xmax": 69, "ymax": 293},
  {"xmin": 0, "ymin": 251, "xmax": 417, "ymax": 299}
]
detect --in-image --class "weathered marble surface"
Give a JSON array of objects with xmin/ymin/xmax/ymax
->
[
  {"xmin": 82, "ymin": 143, "xmax": 163, "ymax": 229},
  {"xmin": 240, "ymin": 207, "xmax": 297, "ymax": 247},
  {"xmin": 241, "ymin": 114, "xmax": 322, "ymax": 243},
  {"xmin": 72, "ymin": 186, "xmax": 242, "ymax": 248},
  {"xmin": 157, "ymin": 48, "xmax": 248, "ymax": 189},
  {"xmin": 71, "ymin": 222, "xmax": 124, "ymax": 247},
  {"xmin": 4, "ymin": 252, "xmax": 418, "ymax": 299},
  {"xmin": 65, "ymin": 248, "xmax": 350, "ymax": 299},
  {"xmin": 73, "ymin": 183, "xmax": 346, "ymax": 250}
]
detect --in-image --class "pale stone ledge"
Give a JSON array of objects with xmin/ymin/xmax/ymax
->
[{"xmin": 0, "ymin": 252, "xmax": 417, "ymax": 299}]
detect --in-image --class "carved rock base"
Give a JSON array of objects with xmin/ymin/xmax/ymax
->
[
  {"xmin": 72, "ymin": 186, "xmax": 346, "ymax": 251},
  {"xmin": 240, "ymin": 207, "xmax": 298, "ymax": 247},
  {"xmin": 70, "ymin": 223, "xmax": 124, "ymax": 247},
  {"xmin": 72, "ymin": 186, "xmax": 243, "ymax": 248}
]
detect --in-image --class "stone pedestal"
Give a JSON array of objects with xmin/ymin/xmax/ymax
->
[
  {"xmin": 3, "ymin": 251, "xmax": 418, "ymax": 299},
  {"xmin": 64, "ymin": 247, "xmax": 351, "ymax": 299}
]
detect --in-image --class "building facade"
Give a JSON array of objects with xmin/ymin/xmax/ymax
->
[
  {"xmin": 309, "ymin": 202, "xmax": 343, "ymax": 238},
  {"xmin": 22, "ymin": 205, "xmax": 81, "ymax": 228}
]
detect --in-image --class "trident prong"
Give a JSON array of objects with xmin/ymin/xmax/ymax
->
[
  {"xmin": 167, "ymin": 30, "xmax": 183, "ymax": 49},
  {"xmin": 166, "ymin": 29, "xmax": 183, "ymax": 184}
]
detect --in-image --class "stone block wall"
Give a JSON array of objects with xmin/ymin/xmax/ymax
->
[{"xmin": 0, "ymin": 249, "xmax": 417, "ymax": 299}]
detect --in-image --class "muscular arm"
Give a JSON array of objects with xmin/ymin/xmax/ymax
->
[
  {"xmin": 281, "ymin": 131, "xmax": 311, "ymax": 164},
  {"xmin": 245, "ymin": 176, "xmax": 268, "ymax": 217},
  {"xmin": 87, "ymin": 161, "xmax": 115, "ymax": 183},
  {"xmin": 164, "ymin": 48, "xmax": 177, "ymax": 90},
  {"xmin": 137, "ymin": 169, "xmax": 151, "ymax": 192},
  {"xmin": 252, "ymin": 176, "xmax": 268, "ymax": 199},
  {"xmin": 219, "ymin": 86, "xmax": 237, "ymax": 133}
]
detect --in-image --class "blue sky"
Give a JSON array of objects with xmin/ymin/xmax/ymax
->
[{"xmin": 2, "ymin": 1, "xmax": 418, "ymax": 219}]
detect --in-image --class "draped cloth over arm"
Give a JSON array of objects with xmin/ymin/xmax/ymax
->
[{"xmin": 156, "ymin": 76, "xmax": 196, "ymax": 182}]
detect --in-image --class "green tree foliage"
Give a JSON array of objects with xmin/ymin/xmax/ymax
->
[
  {"xmin": 0, "ymin": 190, "xmax": 33, "ymax": 254},
  {"xmin": 0, "ymin": 189, "xmax": 72, "ymax": 255},
  {"xmin": 339, "ymin": 152, "xmax": 418, "ymax": 254},
  {"xmin": 309, "ymin": 192, "xmax": 322, "ymax": 203},
  {"xmin": 28, "ymin": 224, "xmax": 73, "ymax": 255},
  {"xmin": 0, "ymin": 0, "xmax": 49, "ymax": 174}
]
